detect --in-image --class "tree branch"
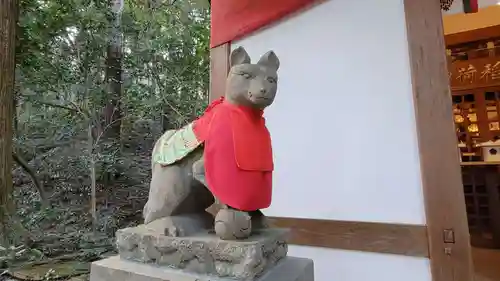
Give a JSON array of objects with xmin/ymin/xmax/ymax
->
[
  {"xmin": 22, "ymin": 95, "xmax": 91, "ymax": 117},
  {"xmin": 12, "ymin": 152, "xmax": 49, "ymax": 208},
  {"xmin": 24, "ymin": 97, "xmax": 79, "ymax": 112}
]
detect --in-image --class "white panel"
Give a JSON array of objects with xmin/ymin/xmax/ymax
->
[
  {"xmin": 232, "ymin": 0, "xmax": 426, "ymax": 225},
  {"xmin": 229, "ymin": 1, "xmax": 434, "ymax": 280},
  {"xmin": 288, "ymin": 246, "xmax": 432, "ymax": 281}
]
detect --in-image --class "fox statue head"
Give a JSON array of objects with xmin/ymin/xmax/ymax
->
[{"xmin": 225, "ymin": 46, "xmax": 280, "ymax": 110}]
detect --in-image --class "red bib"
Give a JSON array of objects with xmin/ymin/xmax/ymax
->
[{"xmin": 193, "ymin": 99, "xmax": 273, "ymax": 211}]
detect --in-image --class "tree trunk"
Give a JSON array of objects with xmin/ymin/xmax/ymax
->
[
  {"xmin": 13, "ymin": 91, "xmax": 18, "ymax": 134},
  {"xmin": 103, "ymin": 0, "xmax": 124, "ymax": 140},
  {"xmin": 0, "ymin": 0, "xmax": 19, "ymax": 242},
  {"xmin": 88, "ymin": 123, "xmax": 97, "ymax": 232}
]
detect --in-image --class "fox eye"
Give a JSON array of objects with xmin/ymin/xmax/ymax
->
[
  {"xmin": 267, "ymin": 77, "xmax": 276, "ymax": 83},
  {"xmin": 240, "ymin": 72, "xmax": 252, "ymax": 79}
]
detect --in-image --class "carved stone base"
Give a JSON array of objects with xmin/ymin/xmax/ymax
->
[
  {"xmin": 116, "ymin": 225, "xmax": 289, "ymax": 280},
  {"xmin": 90, "ymin": 255, "xmax": 314, "ymax": 281}
]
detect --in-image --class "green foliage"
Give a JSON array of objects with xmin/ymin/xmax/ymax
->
[
  {"xmin": 14, "ymin": 0, "xmax": 209, "ymax": 172},
  {"xmin": 6, "ymin": 0, "xmax": 211, "ymax": 270},
  {"xmin": 120, "ymin": 0, "xmax": 210, "ymax": 124},
  {"xmin": 16, "ymin": 0, "xmax": 209, "ymax": 138}
]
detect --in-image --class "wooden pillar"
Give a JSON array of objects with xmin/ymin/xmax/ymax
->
[
  {"xmin": 403, "ymin": 0, "xmax": 473, "ymax": 280},
  {"xmin": 209, "ymin": 43, "xmax": 230, "ymax": 102}
]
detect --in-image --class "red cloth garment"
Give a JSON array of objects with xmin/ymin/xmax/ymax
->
[
  {"xmin": 230, "ymin": 105, "xmax": 273, "ymax": 171},
  {"xmin": 192, "ymin": 97, "xmax": 225, "ymax": 142},
  {"xmin": 194, "ymin": 100, "xmax": 273, "ymax": 211}
]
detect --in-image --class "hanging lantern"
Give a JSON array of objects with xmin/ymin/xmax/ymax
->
[{"xmin": 462, "ymin": 0, "xmax": 479, "ymax": 13}]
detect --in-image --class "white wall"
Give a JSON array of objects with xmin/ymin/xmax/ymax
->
[{"xmin": 232, "ymin": 0, "xmax": 431, "ymax": 280}]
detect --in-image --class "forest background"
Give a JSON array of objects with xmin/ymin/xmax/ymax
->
[{"xmin": 0, "ymin": 0, "xmax": 210, "ymax": 279}]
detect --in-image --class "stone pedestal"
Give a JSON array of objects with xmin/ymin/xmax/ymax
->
[
  {"xmin": 116, "ymin": 226, "xmax": 289, "ymax": 280},
  {"xmin": 90, "ymin": 255, "xmax": 314, "ymax": 281},
  {"xmin": 90, "ymin": 225, "xmax": 314, "ymax": 281}
]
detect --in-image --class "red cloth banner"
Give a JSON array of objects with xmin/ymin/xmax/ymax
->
[{"xmin": 210, "ymin": 0, "xmax": 317, "ymax": 48}]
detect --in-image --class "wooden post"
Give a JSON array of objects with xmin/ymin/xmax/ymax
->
[
  {"xmin": 209, "ymin": 43, "xmax": 231, "ymax": 102},
  {"xmin": 404, "ymin": 0, "xmax": 474, "ymax": 280}
]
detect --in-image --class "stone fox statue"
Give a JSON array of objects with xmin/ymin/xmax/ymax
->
[{"xmin": 143, "ymin": 46, "xmax": 280, "ymax": 239}]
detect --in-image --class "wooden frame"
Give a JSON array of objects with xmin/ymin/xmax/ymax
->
[
  {"xmin": 448, "ymin": 55, "xmax": 500, "ymax": 91},
  {"xmin": 451, "ymin": 87, "xmax": 500, "ymax": 146},
  {"xmin": 209, "ymin": 0, "xmax": 474, "ymax": 280},
  {"xmin": 270, "ymin": 217, "xmax": 429, "ymax": 257},
  {"xmin": 209, "ymin": 44, "xmax": 230, "ymax": 101},
  {"xmin": 445, "ymin": 25, "xmax": 500, "ymax": 46},
  {"xmin": 404, "ymin": 0, "xmax": 473, "ymax": 280}
]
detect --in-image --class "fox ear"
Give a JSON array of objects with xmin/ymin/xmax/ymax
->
[
  {"xmin": 257, "ymin": 51, "xmax": 280, "ymax": 71},
  {"xmin": 230, "ymin": 46, "xmax": 251, "ymax": 67}
]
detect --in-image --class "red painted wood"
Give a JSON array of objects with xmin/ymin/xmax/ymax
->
[{"xmin": 210, "ymin": 0, "xmax": 316, "ymax": 48}]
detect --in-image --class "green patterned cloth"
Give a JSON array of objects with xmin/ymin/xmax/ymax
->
[{"xmin": 152, "ymin": 122, "xmax": 202, "ymax": 166}]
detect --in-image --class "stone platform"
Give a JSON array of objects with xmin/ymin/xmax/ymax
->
[
  {"xmin": 90, "ymin": 255, "xmax": 314, "ymax": 281},
  {"xmin": 116, "ymin": 226, "xmax": 289, "ymax": 280}
]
